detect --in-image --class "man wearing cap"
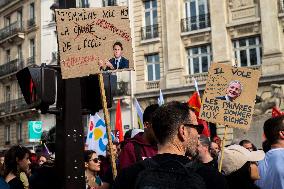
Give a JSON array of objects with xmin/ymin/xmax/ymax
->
[{"xmin": 256, "ymin": 115, "xmax": 284, "ymax": 189}]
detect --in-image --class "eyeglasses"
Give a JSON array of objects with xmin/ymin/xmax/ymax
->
[
  {"xmin": 183, "ymin": 123, "xmax": 196, "ymax": 128},
  {"xmin": 89, "ymin": 158, "xmax": 100, "ymax": 163}
]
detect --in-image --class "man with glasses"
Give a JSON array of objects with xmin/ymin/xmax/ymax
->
[{"xmin": 114, "ymin": 101, "xmax": 228, "ymax": 189}]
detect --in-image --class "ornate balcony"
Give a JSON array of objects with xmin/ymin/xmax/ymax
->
[
  {"xmin": 146, "ymin": 81, "xmax": 160, "ymax": 90},
  {"xmin": 26, "ymin": 56, "xmax": 35, "ymax": 66},
  {"xmin": 185, "ymin": 72, "xmax": 208, "ymax": 85},
  {"xmin": 0, "ymin": 59, "xmax": 24, "ymax": 78},
  {"xmin": 181, "ymin": 14, "xmax": 211, "ymax": 33},
  {"xmin": 0, "ymin": 98, "xmax": 28, "ymax": 116},
  {"xmin": 27, "ymin": 18, "xmax": 36, "ymax": 29},
  {"xmin": 141, "ymin": 24, "xmax": 159, "ymax": 40},
  {"xmin": 0, "ymin": 21, "xmax": 24, "ymax": 46}
]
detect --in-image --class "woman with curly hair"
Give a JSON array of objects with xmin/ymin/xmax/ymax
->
[{"xmin": 4, "ymin": 145, "xmax": 31, "ymax": 189}]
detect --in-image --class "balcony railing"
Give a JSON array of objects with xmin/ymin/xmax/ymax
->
[
  {"xmin": 181, "ymin": 14, "xmax": 211, "ymax": 33},
  {"xmin": 146, "ymin": 81, "xmax": 160, "ymax": 89},
  {"xmin": 26, "ymin": 56, "xmax": 35, "ymax": 66},
  {"xmin": 27, "ymin": 18, "xmax": 36, "ymax": 28},
  {"xmin": 0, "ymin": 98, "xmax": 28, "ymax": 115},
  {"xmin": 115, "ymin": 81, "xmax": 131, "ymax": 96},
  {"xmin": 0, "ymin": 59, "xmax": 24, "ymax": 77},
  {"xmin": 141, "ymin": 24, "xmax": 159, "ymax": 40},
  {"xmin": 185, "ymin": 72, "xmax": 208, "ymax": 85},
  {"xmin": 0, "ymin": 21, "xmax": 24, "ymax": 41},
  {"xmin": 280, "ymin": 0, "xmax": 284, "ymax": 13}
]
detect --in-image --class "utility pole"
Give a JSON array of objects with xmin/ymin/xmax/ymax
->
[{"xmin": 56, "ymin": 0, "xmax": 85, "ymax": 188}]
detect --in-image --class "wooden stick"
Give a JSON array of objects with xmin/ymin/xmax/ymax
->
[
  {"xmin": 218, "ymin": 125, "xmax": 228, "ymax": 173},
  {"xmin": 98, "ymin": 73, "xmax": 117, "ymax": 179}
]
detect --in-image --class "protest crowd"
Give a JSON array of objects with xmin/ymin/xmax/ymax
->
[{"xmin": 0, "ymin": 100, "xmax": 283, "ymax": 189}]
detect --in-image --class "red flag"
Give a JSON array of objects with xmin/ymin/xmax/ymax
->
[
  {"xmin": 116, "ymin": 99, "xmax": 123, "ymax": 142},
  {"xmin": 272, "ymin": 107, "xmax": 284, "ymax": 118},
  {"xmin": 188, "ymin": 92, "xmax": 210, "ymax": 137}
]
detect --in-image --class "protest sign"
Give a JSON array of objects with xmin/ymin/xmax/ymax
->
[
  {"xmin": 200, "ymin": 63, "xmax": 261, "ymax": 130},
  {"xmin": 55, "ymin": 7, "xmax": 133, "ymax": 79}
]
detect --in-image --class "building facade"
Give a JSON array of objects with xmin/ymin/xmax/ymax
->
[{"xmin": 133, "ymin": 0, "xmax": 284, "ymax": 146}]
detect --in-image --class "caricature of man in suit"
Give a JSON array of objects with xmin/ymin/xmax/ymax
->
[
  {"xmin": 100, "ymin": 41, "xmax": 129, "ymax": 71},
  {"xmin": 216, "ymin": 80, "xmax": 243, "ymax": 102}
]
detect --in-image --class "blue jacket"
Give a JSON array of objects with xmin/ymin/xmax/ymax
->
[{"xmin": 109, "ymin": 57, "xmax": 129, "ymax": 70}]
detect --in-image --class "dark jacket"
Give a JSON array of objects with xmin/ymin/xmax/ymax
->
[
  {"xmin": 119, "ymin": 132, "xmax": 157, "ymax": 170},
  {"xmin": 108, "ymin": 57, "xmax": 129, "ymax": 70},
  {"xmin": 114, "ymin": 153, "xmax": 229, "ymax": 189}
]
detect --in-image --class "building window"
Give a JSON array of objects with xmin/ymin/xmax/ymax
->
[
  {"xmin": 17, "ymin": 122, "xmax": 23, "ymax": 143},
  {"xmin": 5, "ymin": 85, "xmax": 11, "ymax": 102},
  {"xmin": 187, "ymin": 45, "xmax": 212, "ymax": 74},
  {"xmin": 141, "ymin": 0, "xmax": 158, "ymax": 40},
  {"xmin": 6, "ymin": 49, "xmax": 10, "ymax": 62},
  {"xmin": 4, "ymin": 16, "xmax": 10, "ymax": 27},
  {"xmin": 146, "ymin": 54, "xmax": 160, "ymax": 81},
  {"xmin": 30, "ymin": 39, "xmax": 35, "ymax": 57},
  {"xmin": 18, "ymin": 45, "xmax": 22, "ymax": 60},
  {"xmin": 182, "ymin": 0, "xmax": 210, "ymax": 32},
  {"xmin": 233, "ymin": 36, "xmax": 262, "ymax": 67},
  {"xmin": 30, "ymin": 3, "xmax": 35, "ymax": 19},
  {"xmin": 17, "ymin": 10, "xmax": 23, "ymax": 27},
  {"xmin": 5, "ymin": 125, "xmax": 11, "ymax": 144}
]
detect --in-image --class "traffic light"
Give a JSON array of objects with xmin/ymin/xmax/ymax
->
[
  {"xmin": 80, "ymin": 73, "xmax": 117, "ymax": 114},
  {"xmin": 16, "ymin": 65, "xmax": 56, "ymax": 113}
]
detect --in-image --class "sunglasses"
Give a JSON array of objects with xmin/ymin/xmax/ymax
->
[
  {"xmin": 183, "ymin": 123, "xmax": 203, "ymax": 134},
  {"xmin": 89, "ymin": 158, "xmax": 100, "ymax": 163}
]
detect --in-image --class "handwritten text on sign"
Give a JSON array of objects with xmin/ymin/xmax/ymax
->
[
  {"xmin": 55, "ymin": 7, "xmax": 133, "ymax": 79},
  {"xmin": 200, "ymin": 63, "xmax": 260, "ymax": 130}
]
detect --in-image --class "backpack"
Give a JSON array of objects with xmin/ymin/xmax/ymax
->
[{"xmin": 134, "ymin": 158, "xmax": 206, "ymax": 189}]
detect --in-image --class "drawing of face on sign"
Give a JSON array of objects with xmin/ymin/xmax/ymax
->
[
  {"xmin": 216, "ymin": 80, "xmax": 243, "ymax": 102},
  {"xmin": 200, "ymin": 63, "xmax": 260, "ymax": 130}
]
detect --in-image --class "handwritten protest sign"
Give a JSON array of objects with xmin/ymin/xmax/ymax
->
[
  {"xmin": 55, "ymin": 7, "xmax": 133, "ymax": 79},
  {"xmin": 200, "ymin": 63, "xmax": 261, "ymax": 130}
]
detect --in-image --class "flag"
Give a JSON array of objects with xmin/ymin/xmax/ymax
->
[
  {"xmin": 188, "ymin": 92, "xmax": 210, "ymax": 137},
  {"xmin": 116, "ymin": 99, "xmax": 124, "ymax": 142},
  {"xmin": 134, "ymin": 98, "xmax": 144, "ymax": 129},
  {"xmin": 272, "ymin": 106, "xmax": 284, "ymax": 117},
  {"xmin": 86, "ymin": 114, "xmax": 114, "ymax": 156},
  {"xmin": 158, "ymin": 89, "xmax": 164, "ymax": 106}
]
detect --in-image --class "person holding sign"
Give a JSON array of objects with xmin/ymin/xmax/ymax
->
[
  {"xmin": 216, "ymin": 80, "xmax": 243, "ymax": 102},
  {"xmin": 100, "ymin": 42, "xmax": 129, "ymax": 71}
]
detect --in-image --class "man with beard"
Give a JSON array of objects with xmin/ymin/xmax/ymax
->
[{"xmin": 113, "ymin": 101, "xmax": 228, "ymax": 189}]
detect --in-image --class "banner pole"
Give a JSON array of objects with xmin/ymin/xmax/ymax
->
[
  {"xmin": 98, "ymin": 73, "xmax": 117, "ymax": 179},
  {"xmin": 218, "ymin": 125, "xmax": 228, "ymax": 173}
]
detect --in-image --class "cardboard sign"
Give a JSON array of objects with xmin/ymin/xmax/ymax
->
[
  {"xmin": 200, "ymin": 63, "xmax": 261, "ymax": 130},
  {"xmin": 55, "ymin": 7, "xmax": 133, "ymax": 79}
]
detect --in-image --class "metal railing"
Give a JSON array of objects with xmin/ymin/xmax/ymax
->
[
  {"xmin": 0, "ymin": 59, "xmax": 24, "ymax": 77},
  {"xmin": 26, "ymin": 56, "xmax": 35, "ymax": 66},
  {"xmin": 0, "ymin": 98, "xmax": 28, "ymax": 115},
  {"xmin": 141, "ymin": 24, "xmax": 159, "ymax": 40},
  {"xmin": 279, "ymin": 0, "xmax": 284, "ymax": 13},
  {"xmin": 0, "ymin": 21, "xmax": 24, "ymax": 41},
  {"xmin": 27, "ymin": 18, "xmax": 36, "ymax": 28},
  {"xmin": 115, "ymin": 81, "xmax": 131, "ymax": 96},
  {"xmin": 181, "ymin": 13, "xmax": 211, "ymax": 32}
]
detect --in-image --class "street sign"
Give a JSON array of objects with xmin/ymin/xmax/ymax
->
[{"xmin": 28, "ymin": 121, "xmax": 43, "ymax": 142}]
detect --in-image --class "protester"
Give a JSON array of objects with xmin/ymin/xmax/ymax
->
[
  {"xmin": 4, "ymin": 145, "xmax": 31, "ymax": 189},
  {"xmin": 220, "ymin": 144, "xmax": 264, "ymax": 189},
  {"xmin": 197, "ymin": 135, "xmax": 218, "ymax": 169},
  {"xmin": 239, "ymin": 139, "xmax": 257, "ymax": 151},
  {"xmin": 114, "ymin": 101, "xmax": 228, "ymax": 189},
  {"xmin": 84, "ymin": 150, "xmax": 103, "ymax": 189},
  {"xmin": 38, "ymin": 155, "xmax": 47, "ymax": 166},
  {"xmin": 256, "ymin": 115, "xmax": 284, "ymax": 189},
  {"xmin": 0, "ymin": 161, "xmax": 9, "ymax": 189},
  {"xmin": 210, "ymin": 141, "xmax": 220, "ymax": 160},
  {"xmin": 262, "ymin": 140, "xmax": 271, "ymax": 153},
  {"xmin": 119, "ymin": 104, "xmax": 159, "ymax": 170}
]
